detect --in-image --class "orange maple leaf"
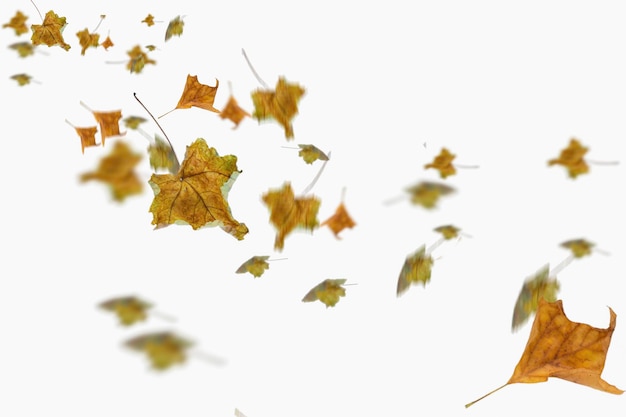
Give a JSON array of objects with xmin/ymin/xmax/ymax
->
[
  {"xmin": 302, "ymin": 279, "xmax": 347, "ymax": 307},
  {"xmin": 219, "ymin": 95, "xmax": 250, "ymax": 128},
  {"xmin": 466, "ymin": 298, "xmax": 623, "ymax": 408},
  {"xmin": 148, "ymin": 138, "xmax": 249, "ymax": 240},
  {"xmin": 101, "ymin": 35, "xmax": 114, "ymax": 50},
  {"xmin": 548, "ymin": 138, "xmax": 589, "ymax": 178},
  {"xmin": 80, "ymin": 141, "xmax": 143, "ymax": 202},
  {"xmin": 3, "ymin": 10, "xmax": 29, "ymax": 35},
  {"xmin": 30, "ymin": 10, "xmax": 70, "ymax": 51},
  {"xmin": 321, "ymin": 202, "xmax": 355, "ymax": 239},
  {"xmin": 424, "ymin": 147, "xmax": 456, "ymax": 178},
  {"xmin": 251, "ymin": 77, "xmax": 305, "ymax": 140},
  {"xmin": 76, "ymin": 28, "xmax": 100, "ymax": 55},
  {"xmin": 161, "ymin": 75, "xmax": 220, "ymax": 117},
  {"xmin": 262, "ymin": 182, "xmax": 320, "ymax": 251}
]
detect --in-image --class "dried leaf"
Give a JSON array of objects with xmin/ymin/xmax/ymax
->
[
  {"xmin": 405, "ymin": 181, "xmax": 455, "ymax": 209},
  {"xmin": 252, "ymin": 77, "xmax": 305, "ymax": 140},
  {"xmin": 424, "ymin": 147, "xmax": 456, "ymax": 178},
  {"xmin": 101, "ymin": 35, "xmax": 114, "ymax": 50},
  {"xmin": 30, "ymin": 10, "xmax": 70, "ymax": 51},
  {"xmin": 561, "ymin": 238, "xmax": 594, "ymax": 258},
  {"xmin": 164, "ymin": 75, "xmax": 220, "ymax": 115},
  {"xmin": 99, "ymin": 296, "xmax": 152, "ymax": 326},
  {"xmin": 466, "ymin": 299, "xmax": 623, "ymax": 407},
  {"xmin": 3, "ymin": 10, "xmax": 29, "ymax": 35},
  {"xmin": 302, "ymin": 279, "xmax": 347, "ymax": 307},
  {"xmin": 148, "ymin": 134, "xmax": 179, "ymax": 174},
  {"xmin": 236, "ymin": 256, "xmax": 270, "ymax": 278},
  {"xmin": 80, "ymin": 141, "xmax": 143, "ymax": 202},
  {"xmin": 70, "ymin": 125, "xmax": 99, "ymax": 153},
  {"xmin": 548, "ymin": 138, "xmax": 589, "ymax": 178},
  {"xmin": 165, "ymin": 15, "xmax": 184, "ymax": 41},
  {"xmin": 8, "ymin": 41, "xmax": 35, "ymax": 58},
  {"xmin": 511, "ymin": 264, "xmax": 560, "ymax": 331},
  {"xmin": 297, "ymin": 144, "xmax": 329, "ymax": 164},
  {"xmin": 321, "ymin": 202, "xmax": 355, "ymax": 239},
  {"xmin": 148, "ymin": 138, "xmax": 248, "ymax": 240},
  {"xmin": 91, "ymin": 109, "xmax": 124, "ymax": 146},
  {"xmin": 126, "ymin": 44, "xmax": 156, "ymax": 73},
  {"xmin": 125, "ymin": 332, "xmax": 192, "ymax": 370},
  {"xmin": 10, "ymin": 73, "xmax": 32, "ymax": 86},
  {"xmin": 219, "ymin": 95, "xmax": 250, "ymax": 128},
  {"xmin": 434, "ymin": 224, "xmax": 460, "ymax": 240},
  {"xmin": 122, "ymin": 116, "xmax": 147, "ymax": 130},
  {"xmin": 142, "ymin": 14, "xmax": 155, "ymax": 26},
  {"xmin": 76, "ymin": 28, "xmax": 99, "ymax": 55},
  {"xmin": 396, "ymin": 245, "xmax": 434, "ymax": 296},
  {"xmin": 262, "ymin": 182, "xmax": 320, "ymax": 251}
]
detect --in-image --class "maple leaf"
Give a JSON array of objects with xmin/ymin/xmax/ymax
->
[
  {"xmin": 511, "ymin": 264, "xmax": 560, "ymax": 331},
  {"xmin": 148, "ymin": 138, "xmax": 248, "ymax": 240},
  {"xmin": 76, "ymin": 28, "xmax": 100, "ymax": 55},
  {"xmin": 142, "ymin": 14, "xmax": 155, "ymax": 26},
  {"xmin": 236, "ymin": 256, "xmax": 270, "ymax": 278},
  {"xmin": 433, "ymin": 224, "xmax": 461, "ymax": 240},
  {"xmin": 548, "ymin": 138, "xmax": 589, "ymax": 178},
  {"xmin": 219, "ymin": 94, "xmax": 250, "ymax": 128},
  {"xmin": 100, "ymin": 35, "xmax": 114, "ymax": 50},
  {"xmin": 148, "ymin": 134, "xmax": 180, "ymax": 174},
  {"xmin": 251, "ymin": 77, "xmax": 305, "ymax": 140},
  {"xmin": 321, "ymin": 202, "xmax": 355, "ymax": 239},
  {"xmin": 80, "ymin": 141, "xmax": 143, "ymax": 202},
  {"xmin": 3, "ymin": 11, "xmax": 28, "ymax": 35},
  {"xmin": 99, "ymin": 296, "xmax": 152, "ymax": 326},
  {"xmin": 30, "ymin": 10, "xmax": 71, "ymax": 51},
  {"xmin": 126, "ymin": 44, "xmax": 156, "ymax": 73},
  {"xmin": 69, "ymin": 124, "xmax": 99, "ymax": 153},
  {"xmin": 302, "ymin": 279, "xmax": 347, "ymax": 307},
  {"xmin": 297, "ymin": 144, "xmax": 329, "ymax": 164},
  {"xmin": 10, "ymin": 73, "xmax": 32, "ymax": 86},
  {"xmin": 125, "ymin": 332, "xmax": 192, "ymax": 370},
  {"xmin": 424, "ymin": 147, "xmax": 456, "ymax": 178},
  {"xmin": 466, "ymin": 298, "xmax": 623, "ymax": 408},
  {"xmin": 122, "ymin": 116, "xmax": 147, "ymax": 130},
  {"xmin": 405, "ymin": 181, "xmax": 455, "ymax": 209},
  {"xmin": 262, "ymin": 182, "xmax": 320, "ymax": 251},
  {"xmin": 9, "ymin": 41, "xmax": 35, "ymax": 57},
  {"xmin": 560, "ymin": 238, "xmax": 594, "ymax": 258},
  {"xmin": 396, "ymin": 245, "xmax": 434, "ymax": 296},
  {"xmin": 165, "ymin": 15, "xmax": 184, "ymax": 41},
  {"xmin": 161, "ymin": 75, "xmax": 220, "ymax": 117}
]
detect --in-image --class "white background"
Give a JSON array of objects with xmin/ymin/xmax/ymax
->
[{"xmin": 2, "ymin": 1, "xmax": 626, "ymax": 416}]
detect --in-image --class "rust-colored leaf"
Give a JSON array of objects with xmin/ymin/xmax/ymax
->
[
  {"xmin": 126, "ymin": 44, "xmax": 156, "ymax": 73},
  {"xmin": 405, "ymin": 181, "xmax": 455, "ymax": 209},
  {"xmin": 125, "ymin": 332, "xmax": 192, "ymax": 370},
  {"xmin": 236, "ymin": 256, "xmax": 270, "ymax": 278},
  {"xmin": 297, "ymin": 144, "xmax": 329, "ymax": 164},
  {"xmin": 76, "ymin": 28, "xmax": 99, "ymax": 55},
  {"xmin": 466, "ymin": 299, "xmax": 623, "ymax": 408},
  {"xmin": 251, "ymin": 77, "xmax": 305, "ymax": 140},
  {"xmin": 142, "ymin": 14, "xmax": 155, "ymax": 26},
  {"xmin": 70, "ymin": 125, "xmax": 99, "ymax": 153},
  {"xmin": 80, "ymin": 141, "xmax": 143, "ymax": 202},
  {"xmin": 396, "ymin": 245, "xmax": 434, "ymax": 296},
  {"xmin": 30, "ymin": 10, "xmax": 70, "ymax": 51},
  {"xmin": 9, "ymin": 41, "xmax": 35, "ymax": 57},
  {"xmin": 165, "ymin": 15, "xmax": 184, "ymax": 41},
  {"xmin": 302, "ymin": 279, "xmax": 347, "ymax": 307},
  {"xmin": 162, "ymin": 75, "xmax": 220, "ymax": 117},
  {"xmin": 561, "ymin": 238, "xmax": 594, "ymax": 258},
  {"xmin": 424, "ymin": 147, "xmax": 456, "ymax": 178},
  {"xmin": 511, "ymin": 264, "xmax": 560, "ymax": 331},
  {"xmin": 262, "ymin": 182, "xmax": 320, "ymax": 251},
  {"xmin": 99, "ymin": 296, "xmax": 152, "ymax": 326},
  {"xmin": 91, "ymin": 109, "xmax": 124, "ymax": 146},
  {"xmin": 148, "ymin": 138, "xmax": 248, "ymax": 240},
  {"xmin": 100, "ymin": 35, "xmax": 114, "ymax": 50},
  {"xmin": 321, "ymin": 202, "xmax": 355, "ymax": 239},
  {"xmin": 219, "ymin": 95, "xmax": 250, "ymax": 128},
  {"xmin": 548, "ymin": 138, "xmax": 589, "ymax": 178},
  {"xmin": 3, "ymin": 11, "xmax": 29, "ymax": 35}
]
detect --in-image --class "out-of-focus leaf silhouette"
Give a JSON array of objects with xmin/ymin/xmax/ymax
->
[
  {"xmin": 511, "ymin": 264, "xmax": 559, "ymax": 332},
  {"xmin": 125, "ymin": 332, "xmax": 193, "ymax": 370},
  {"xmin": 467, "ymin": 299, "xmax": 623, "ymax": 408},
  {"xmin": 321, "ymin": 201, "xmax": 355, "ymax": 239},
  {"xmin": 560, "ymin": 238, "xmax": 594, "ymax": 258},
  {"xmin": 396, "ymin": 245, "xmax": 434, "ymax": 296},
  {"xmin": 148, "ymin": 138, "xmax": 248, "ymax": 239},
  {"xmin": 148, "ymin": 134, "xmax": 179, "ymax": 174},
  {"xmin": 161, "ymin": 75, "xmax": 220, "ymax": 117},
  {"xmin": 434, "ymin": 224, "xmax": 461, "ymax": 240},
  {"xmin": 236, "ymin": 256, "xmax": 270, "ymax": 278},
  {"xmin": 101, "ymin": 35, "xmax": 114, "ymax": 50},
  {"xmin": 76, "ymin": 28, "xmax": 99, "ymax": 55},
  {"xmin": 302, "ymin": 279, "xmax": 347, "ymax": 307},
  {"xmin": 425, "ymin": 147, "xmax": 456, "ymax": 178},
  {"xmin": 99, "ymin": 296, "xmax": 152, "ymax": 326},
  {"xmin": 122, "ymin": 116, "xmax": 147, "ymax": 130},
  {"xmin": 165, "ymin": 15, "xmax": 184, "ymax": 41},
  {"xmin": 80, "ymin": 140, "xmax": 143, "ymax": 202},
  {"xmin": 297, "ymin": 144, "xmax": 329, "ymax": 164},
  {"xmin": 405, "ymin": 181, "xmax": 455, "ymax": 209},
  {"xmin": 66, "ymin": 121, "xmax": 98, "ymax": 153},
  {"xmin": 262, "ymin": 182, "xmax": 320, "ymax": 251},
  {"xmin": 8, "ymin": 42, "xmax": 35, "ymax": 58},
  {"xmin": 3, "ymin": 10, "xmax": 29, "ymax": 35},
  {"xmin": 548, "ymin": 138, "xmax": 589, "ymax": 178},
  {"xmin": 87, "ymin": 106, "xmax": 125, "ymax": 146},
  {"xmin": 30, "ymin": 10, "xmax": 71, "ymax": 51},
  {"xmin": 219, "ymin": 94, "xmax": 250, "ymax": 129},
  {"xmin": 126, "ymin": 44, "xmax": 156, "ymax": 73},
  {"xmin": 251, "ymin": 77, "xmax": 305, "ymax": 140},
  {"xmin": 142, "ymin": 14, "xmax": 155, "ymax": 26},
  {"xmin": 10, "ymin": 73, "xmax": 32, "ymax": 86}
]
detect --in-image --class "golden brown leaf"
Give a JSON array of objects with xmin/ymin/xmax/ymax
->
[
  {"xmin": 125, "ymin": 332, "xmax": 192, "ymax": 370},
  {"xmin": 251, "ymin": 77, "xmax": 305, "ymax": 140},
  {"xmin": 466, "ymin": 299, "xmax": 623, "ymax": 408},
  {"xmin": 148, "ymin": 138, "xmax": 248, "ymax": 239},
  {"xmin": 122, "ymin": 116, "xmax": 147, "ymax": 130},
  {"xmin": 76, "ymin": 28, "xmax": 100, "ymax": 55},
  {"xmin": 236, "ymin": 256, "xmax": 270, "ymax": 278},
  {"xmin": 262, "ymin": 183, "xmax": 320, "ymax": 251},
  {"xmin": 30, "ymin": 10, "xmax": 70, "ymax": 51},
  {"xmin": 3, "ymin": 11, "xmax": 28, "ymax": 35},
  {"xmin": 511, "ymin": 264, "xmax": 560, "ymax": 331},
  {"xmin": 163, "ymin": 75, "xmax": 220, "ymax": 116},
  {"xmin": 405, "ymin": 181, "xmax": 455, "ymax": 209},
  {"xmin": 70, "ymin": 125, "xmax": 99, "ymax": 153},
  {"xmin": 91, "ymin": 109, "xmax": 124, "ymax": 146},
  {"xmin": 302, "ymin": 279, "xmax": 347, "ymax": 307},
  {"xmin": 80, "ymin": 141, "xmax": 143, "ymax": 202},
  {"xmin": 396, "ymin": 245, "xmax": 434, "ymax": 296},
  {"xmin": 101, "ymin": 35, "xmax": 114, "ymax": 50},
  {"xmin": 297, "ymin": 144, "xmax": 329, "ymax": 164},
  {"xmin": 548, "ymin": 138, "xmax": 589, "ymax": 178},
  {"xmin": 321, "ymin": 202, "xmax": 355, "ymax": 239},
  {"xmin": 10, "ymin": 73, "xmax": 32, "ymax": 86},
  {"xmin": 433, "ymin": 224, "xmax": 460, "ymax": 240},
  {"xmin": 142, "ymin": 14, "xmax": 155, "ymax": 26},
  {"xmin": 219, "ymin": 95, "xmax": 250, "ymax": 128},
  {"xmin": 126, "ymin": 44, "xmax": 156, "ymax": 73},
  {"xmin": 561, "ymin": 238, "xmax": 594, "ymax": 258},
  {"xmin": 165, "ymin": 15, "xmax": 184, "ymax": 41},
  {"xmin": 148, "ymin": 135, "xmax": 179, "ymax": 174},
  {"xmin": 424, "ymin": 147, "xmax": 456, "ymax": 178},
  {"xmin": 99, "ymin": 296, "xmax": 152, "ymax": 326},
  {"xmin": 9, "ymin": 42, "xmax": 34, "ymax": 58}
]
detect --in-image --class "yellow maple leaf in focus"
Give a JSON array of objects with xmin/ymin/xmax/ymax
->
[
  {"xmin": 548, "ymin": 138, "xmax": 589, "ymax": 178},
  {"xmin": 466, "ymin": 298, "xmax": 623, "ymax": 408},
  {"xmin": 220, "ymin": 95, "xmax": 250, "ymax": 128},
  {"xmin": 424, "ymin": 147, "xmax": 456, "ymax": 178},
  {"xmin": 30, "ymin": 10, "xmax": 71, "ymax": 51},
  {"xmin": 236, "ymin": 256, "xmax": 270, "ymax": 278},
  {"xmin": 76, "ymin": 28, "xmax": 100, "ymax": 55},
  {"xmin": 252, "ymin": 77, "xmax": 305, "ymax": 140},
  {"xmin": 262, "ymin": 183, "xmax": 320, "ymax": 251},
  {"xmin": 165, "ymin": 15, "xmax": 184, "ymax": 41},
  {"xmin": 302, "ymin": 279, "xmax": 347, "ymax": 307},
  {"xmin": 396, "ymin": 245, "xmax": 434, "ymax": 296},
  {"xmin": 126, "ymin": 44, "xmax": 156, "ymax": 73},
  {"xmin": 3, "ymin": 11, "xmax": 28, "ymax": 35},
  {"xmin": 80, "ymin": 141, "xmax": 143, "ymax": 202},
  {"xmin": 99, "ymin": 296, "xmax": 152, "ymax": 326},
  {"xmin": 125, "ymin": 332, "xmax": 192, "ymax": 370},
  {"xmin": 148, "ymin": 138, "xmax": 248, "ymax": 240},
  {"xmin": 511, "ymin": 264, "xmax": 560, "ymax": 332}
]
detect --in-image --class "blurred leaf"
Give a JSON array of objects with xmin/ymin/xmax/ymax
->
[{"xmin": 302, "ymin": 279, "xmax": 347, "ymax": 307}]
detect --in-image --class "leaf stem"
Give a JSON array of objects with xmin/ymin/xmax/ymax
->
[
  {"xmin": 587, "ymin": 159, "xmax": 619, "ymax": 166},
  {"xmin": 301, "ymin": 151, "xmax": 331, "ymax": 194},
  {"xmin": 465, "ymin": 383, "xmax": 508, "ymax": 408},
  {"xmin": 241, "ymin": 48, "xmax": 269, "ymax": 89},
  {"xmin": 64, "ymin": 119, "xmax": 76, "ymax": 128},
  {"xmin": 454, "ymin": 163, "xmax": 480, "ymax": 169},
  {"xmin": 189, "ymin": 349, "xmax": 228, "ymax": 366},
  {"xmin": 551, "ymin": 254, "xmax": 574, "ymax": 276},
  {"xmin": 92, "ymin": 14, "xmax": 105, "ymax": 33},
  {"xmin": 150, "ymin": 309, "xmax": 177, "ymax": 323},
  {"xmin": 79, "ymin": 100, "xmax": 94, "ymax": 113},
  {"xmin": 30, "ymin": 0, "xmax": 43, "ymax": 21},
  {"xmin": 133, "ymin": 92, "xmax": 180, "ymax": 168},
  {"xmin": 426, "ymin": 237, "xmax": 446, "ymax": 255}
]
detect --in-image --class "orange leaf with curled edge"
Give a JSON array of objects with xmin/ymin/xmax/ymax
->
[
  {"xmin": 148, "ymin": 138, "xmax": 249, "ymax": 240},
  {"xmin": 76, "ymin": 28, "xmax": 99, "ymax": 55},
  {"xmin": 91, "ymin": 109, "xmax": 125, "ymax": 146},
  {"xmin": 99, "ymin": 296, "xmax": 152, "ymax": 326},
  {"xmin": 466, "ymin": 298, "xmax": 623, "ymax": 408},
  {"xmin": 71, "ymin": 125, "xmax": 99, "ymax": 153},
  {"xmin": 220, "ymin": 94, "xmax": 250, "ymax": 129},
  {"xmin": 125, "ymin": 332, "xmax": 193, "ymax": 371},
  {"xmin": 424, "ymin": 147, "xmax": 456, "ymax": 178},
  {"xmin": 80, "ymin": 140, "xmax": 143, "ymax": 202},
  {"xmin": 161, "ymin": 75, "xmax": 220, "ymax": 117},
  {"xmin": 30, "ymin": 10, "xmax": 71, "ymax": 51},
  {"xmin": 302, "ymin": 279, "xmax": 347, "ymax": 307},
  {"xmin": 3, "ymin": 10, "xmax": 29, "ymax": 35},
  {"xmin": 252, "ymin": 77, "xmax": 305, "ymax": 140},
  {"xmin": 321, "ymin": 202, "xmax": 355, "ymax": 239},
  {"xmin": 236, "ymin": 256, "xmax": 270, "ymax": 278},
  {"xmin": 548, "ymin": 138, "xmax": 589, "ymax": 178},
  {"xmin": 262, "ymin": 182, "xmax": 320, "ymax": 251}
]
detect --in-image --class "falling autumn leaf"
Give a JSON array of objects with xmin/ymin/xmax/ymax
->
[
  {"xmin": 100, "ymin": 35, "xmax": 114, "ymax": 50},
  {"xmin": 405, "ymin": 181, "xmax": 455, "ymax": 209},
  {"xmin": 126, "ymin": 44, "xmax": 156, "ymax": 73},
  {"xmin": 251, "ymin": 77, "xmax": 305, "ymax": 140},
  {"xmin": 148, "ymin": 138, "xmax": 249, "ymax": 240},
  {"xmin": 66, "ymin": 122, "xmax": 99, "ymax": 153},
  {"xmin": 80, "ymin": 140, "xmax": 143, "ymax": 202},
  {"xmin": 219, "ymin": 94, "xmax": 250, "ymax": 128},
  {"xmin": 3, "ymin": 11, "xmax": 29, "ymax": 35},
  {"xmin": 548, "ymin": 138, "xmax": 589, "ymax": 178},
  {"xmin": 142, "ymin": 14, "xmax": 155, "ymax": 26},
  {"xmin": 297, "ymin": 144, "xmax": 329, "ymax": 164},
  {"xmin": 125, "ymin": 332, "xmax": 192, "ymax": 370},
  {"xmin": 30, "ymin": 10, "xmax": 71, "ymax": 51},
  {"xmin": 560, "ymin": 238, "xmax": 594, "ymax": 258},
  {"xmin": 148, "ymin": 134, "xmax": 180, "ymax": 174},
  {"xmin": 424, "ymin": 147, "xmax": 456, "ymax": 178},
  {"xmin": 236, "ymin": 256, "xmax": 270, "ymax": 278},
  {"xmin": 302, "ymin": 279, "xmax": 348, "ymax": 307},
  {"xmin": 262, "ymin": 182, "xmax": 320, "ymax": 251},
  {"xmin": 511, "ymin": 264, "xmax": 560, "ymax": 332},
  {"xmin": 75, "ymin": 28, "xmax": 100, "ymax": 55},
  {"xmin": 89, "ymin": 108, "xmax": 125, "ymax": 146},
  {"xmin": 321, "ymin": 202, "xmax": 356, "ymax": 239},
  {"xmin": 99, "ymin": 296, "xmax": 152, "ymax": 326},
  {"xmin": 10, "ymin": 73, "xmax": 32, "ymax": 86},
  {"xmin": 433, "ymin": 224, "xmax": 461, "ymax": 240},
  {"xmin": 396, "ymin": 245, "xmax": 434, "ymax": 296},
  {"xmin": 466, "ymin": 298, "xmax": 623, "ymax": 408},
  {"xmin": 161, "ymin": 75, "xmax": 220, "ymax": 117},
  {"xmin": 8, "ymin": 42, "xmax": 35, "ymax": 58},
  {"xmin": 122, "ymin": 116, "xmax": 148, "ymax": 130},
  {"xmin": 165, "ymin": 15, "xmax": 184, "ymax": 41}
]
